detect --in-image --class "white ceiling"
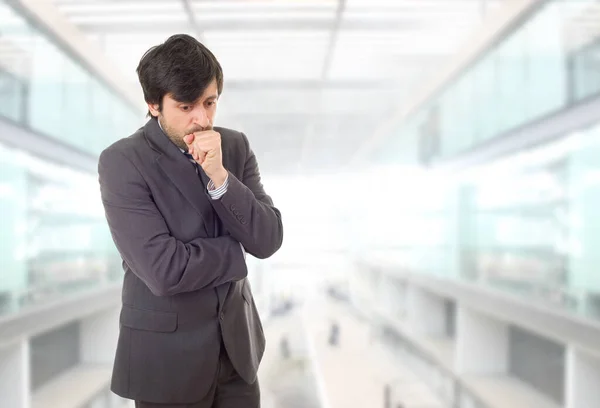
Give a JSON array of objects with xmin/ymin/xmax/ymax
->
[{"xmin": 48, "ymin": 0, "xmax": 506, "ymax": 174}]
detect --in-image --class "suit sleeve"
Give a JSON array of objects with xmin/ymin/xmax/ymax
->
[
  {"xmin": 209, "ymin": 132, "xmax": 283, "ymax": 259},
  {"xmin": 98, "ymin": 147, "xmax": 247, "ymax": 296}
]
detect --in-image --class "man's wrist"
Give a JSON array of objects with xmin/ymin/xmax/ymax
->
[{"xmin": 210, "ymin": 168, "xmax": 228, "ymax": 189}]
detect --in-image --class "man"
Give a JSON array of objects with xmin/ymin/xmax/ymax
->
[{"xmin": 98, "ymin": 34, "xmax": 283, "ymax": 407}]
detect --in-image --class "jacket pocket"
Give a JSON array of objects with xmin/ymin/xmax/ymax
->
[{"xmin": 120, "ymin": 304, "xmax": 178, "ymax": 332}]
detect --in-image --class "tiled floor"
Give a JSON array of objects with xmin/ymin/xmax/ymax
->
[
  {"xmin": 302, "ymin": 295, "xmax": 444, "ymax": 408},
  {"xmin": 259, "ymin": 309, "xmax": 322, "ymax": 408}
]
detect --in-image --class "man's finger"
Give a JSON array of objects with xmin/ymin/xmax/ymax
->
[
  {"xmin": 183, "ymin": 134, "xmax": 195, "ymax": 144},
  {"xmin": 192, "ymin": 130, "xmax": 220, "ymax": 140},
  {"xmin": 192, "ymin": 140, "xmax": 219, "ymax": 152}
]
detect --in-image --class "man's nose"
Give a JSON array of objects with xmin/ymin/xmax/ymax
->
[{"xmin": 192, "ymin": 106, "xmax": 210, "ymax": 128}]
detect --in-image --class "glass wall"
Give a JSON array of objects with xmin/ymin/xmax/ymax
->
[
  {"xmin": 0, "ymin": 142, "xmax": 121, "ymax": 316},
  {"xmin": 0, "ymin": 67, "xmax": 25, "ymax": 122},
  {"xmin": 456, "ymin": 145, "xmax": 571, "ymax": 309},
  {"xmin": 0, "ymin": 0, "xmax": 142, "ymax": 316},
  {"xmin": 370, "ymin": 119, "xmax": 600, "ymax": 321},
  {"xmin": 456, "ymin": 120, "xmax": 600, "ymax": 317},
  {"xmin": 392, "ymin": 0, "xmax": 600, "ymax": 165},
  {"xmin": 571, "ymin": 38, "xmax": 600, "ymax": 101},
  {"xmin": 0, "ymin": 0, "xmax": 142, "ymax": 156},
  {"xmin": 360, "ymin": 0, "xmax": 600, "ymax": 323}
]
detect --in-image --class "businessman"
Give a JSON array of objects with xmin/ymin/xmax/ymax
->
[{"xmin": 98, "ymin": 34, "xmax": 283, "ymax": 407}]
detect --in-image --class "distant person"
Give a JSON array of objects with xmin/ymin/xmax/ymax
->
[
  {"xmin": 98, "ymin": 34, "xmax": 283, "ymax": 407},
  {"xmin": 280, "ymin": 335, "xmax": 290, "ymax": 359},
  {"xmin": 328, "ymin": 320, "xmax": 340, "ymax": 346}
]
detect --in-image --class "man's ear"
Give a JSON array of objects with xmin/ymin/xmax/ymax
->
[{"xmin": 147, "ymin": 103, "xmax": 160, "ymax": 117}]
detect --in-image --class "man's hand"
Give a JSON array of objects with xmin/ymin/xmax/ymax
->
[{"xmin": 184, "ymin": 131, "xmax": 228, "ymax": 187}]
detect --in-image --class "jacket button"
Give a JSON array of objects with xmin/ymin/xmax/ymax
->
[{"xmin": 220, "ymin": 313, "xmax": 225, "ymax": 321}]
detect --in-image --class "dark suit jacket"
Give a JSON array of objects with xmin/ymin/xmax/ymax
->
[{"xmin": 98, "ymin": 118, "xmax": 283, "ymax": 404}]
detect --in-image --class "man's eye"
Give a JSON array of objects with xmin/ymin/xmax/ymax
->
[
  {"xmin": 207, "ymin": 101, "xmax": 215, "ymax": 107},
  {"xmin": 181, "ymin": 106, "xmax": 191, "ymax": 111}
]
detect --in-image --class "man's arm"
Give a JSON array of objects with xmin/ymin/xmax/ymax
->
[
  {"xmin": 209, "ymin": 133, "xmax": 283, "ymax": 259},
  {"xmin": 98, "ymin": 147, "xmax": 247, "ymax": 297}
]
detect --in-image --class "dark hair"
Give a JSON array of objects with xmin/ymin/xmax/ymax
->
[{"xmin": 136, "ymin": 34, "xmax": 224, "ymax": 117}]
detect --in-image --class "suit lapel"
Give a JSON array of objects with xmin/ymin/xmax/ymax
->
[
  {"xmin": 144, "ymin": 119, "xmax": 233, "ymax": 307},
  {"xmin": 144, "ymin": 118, "xmax": 215, "ymax": 237}
]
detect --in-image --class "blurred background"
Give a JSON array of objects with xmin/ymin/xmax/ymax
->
[{"xmin": 1, "ymin": 0, "xmax": 600, "ymax": 407}]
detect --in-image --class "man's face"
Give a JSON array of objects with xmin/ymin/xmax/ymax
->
[{"xmin": 148, "ymin": 79, "xmax": 219, "ymax": 151}]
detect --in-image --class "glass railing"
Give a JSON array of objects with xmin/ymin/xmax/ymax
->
[
  {"xmin": 454, "ymin": 120, "xmax": 600, "ymax": 319},
  {"xmin": 380, "ymin": 322, "xmax": 490, "ymax": 408},
  {"xmin": 0, "ymin": 142, "xmax": 121, "ymax": 317},
  {"xmin": 360, "ymin": 0, "xmax": 600, "ymax": 323},
  {"xmin": 0, "ymin": 0, "xmax": 142, "ymax": 156},
  {"xmin": 366, "ymin": 118, "xmax": 600, "ymax": 322},
  {"xmin": 378, "ymin": 0, "xmax": 600, "ymax": 165},
  {"xmin": 0, "ymin": 0, "xmax": 142, "ymax": 316},
  {"xmin": 0, "ymin": 65, "xmax": 26, "ymax": 122}
]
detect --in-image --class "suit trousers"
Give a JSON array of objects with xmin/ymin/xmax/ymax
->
[{"xmin": 134, "ymin": 345, "xmax": 260, "ymax": 408}]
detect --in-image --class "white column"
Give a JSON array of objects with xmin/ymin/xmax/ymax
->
[
  {"xmin": 80, "ymin": 307, "xmax": 120, "ymax": 364},
  {"xmin": 455, "ymin": 306, "xmax": 508, "ymax": 374},
  {"xmin": 0, "ymin": 340, "xmax": 30, "ymax": 408},
  {"xmin": 566, "ymin": 347, "xmax": 600, "ymax": 408},
  {"xmin": 380, "ymin": 275, "xmax": 406, "ymax": 320},
  {"xmin": 406, "ymin": 286, "xmax": 445, "ymax": 335}
]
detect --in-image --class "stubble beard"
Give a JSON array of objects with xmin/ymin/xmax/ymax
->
[{"xmin": 158, "ymin": 116, "xmax": 212, "ymax": 152}]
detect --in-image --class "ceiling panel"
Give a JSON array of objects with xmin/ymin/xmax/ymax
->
[
  {"xmin": 204, "ymin": 30, "xmax": 330, "ymax": 80},
  {"xmin": 47, "ymin": 0, "xmax": 507, "ymax": 174}
]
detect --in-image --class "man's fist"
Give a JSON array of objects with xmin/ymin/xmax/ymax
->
[{"xmin": 184, "ymin": 130, "xmax": 228, "ymax": 187}]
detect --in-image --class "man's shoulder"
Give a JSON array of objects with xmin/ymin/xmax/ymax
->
[
  {"xmin": 214, "ymin": 126, "xmax": 244, "ymax": 141},
  {"xmin": 213, "ymin": 126, "xmax": 250, "ymax": 152},
  {"xmin": 100, "ymin": 126, "xmax": 147, "ymax": 159}
]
